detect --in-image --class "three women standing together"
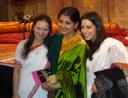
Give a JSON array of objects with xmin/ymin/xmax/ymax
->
[{"xmin": 13, "ymin": 6, "xmax": 128, "ymax": 98}]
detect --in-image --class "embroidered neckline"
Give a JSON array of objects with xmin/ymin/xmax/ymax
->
[
  {"xmin": 60, "ymin": 33, "xmax": 85, "ymax": 54},
  {"xmin": 30, "ymin": 44, "xmax": 42, "ymax": 51}
]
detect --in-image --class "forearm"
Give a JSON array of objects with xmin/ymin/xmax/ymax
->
[
  {"xmin": 13, "ymin": 65, "xmax": 21, "ymax": 96},
  {"xmin": 113, "ymin": 62, "xmax": 128, "ymax": 76}
]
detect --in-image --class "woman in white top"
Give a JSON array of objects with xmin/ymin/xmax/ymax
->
[
  {"xmin": 13, "ymin": 14, "xmax": 52, "ymax": 98},
  {"xmin": 80, "ymin": 12, "xmax": 128, "ymax": 98}
]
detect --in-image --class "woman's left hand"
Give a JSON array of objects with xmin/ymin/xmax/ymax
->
[
  {"xmin": 42, "ymin": 82, "xmax": 61, "ymax": 90},
  {"xmin": 91, "ymin": 83, "xmax": 97, "ymax": 93},
  {"xmin": 42, "ymin": 82, "xmax": 49, "ymax": 90},
  {"xmin": 48, "ymin": 82, "xmax": 61, "ymax": 90},
  {"xmin": 123, "ymin": 67, "xmax": 128, "ymax": 76}
]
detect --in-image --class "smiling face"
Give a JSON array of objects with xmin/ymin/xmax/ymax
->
[
  {"xmin": 81, "ymin": 19, "xmax": 97, "ymax": 42},
  {"xmin": 33, "ymin": 20, "xmax": 49, "ymax": 42},
  {"xmin": 58, "ymin": 15, "xmax": 77, "ymax": 37}
]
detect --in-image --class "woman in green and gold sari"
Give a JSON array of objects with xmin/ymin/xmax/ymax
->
[{"xmin": 46, "ymin": 7, "xmax": 87, "ymax": 98}]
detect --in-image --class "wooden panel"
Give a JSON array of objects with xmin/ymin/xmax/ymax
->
[
  {"xmin": 46, "ymin": 0, "xmax": 62, "ymax": 21},
  {"xmin": 1, "ymin": 0, "xmax": 128, "ymax": 28},
  {"xmin": 110, "ymin": 0, "xmax": 128, "ymax": 28},
  {"xmin": 75, "ymin": 0, "xmax": 102, "ymax": 16}
]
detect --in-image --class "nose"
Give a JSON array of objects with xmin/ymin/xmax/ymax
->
[
  {"xmin": 38, "ymin": 29, "xmax": 45, "ymax": 35},
  {"xmin": 81, "ymin": 27, "xmax": 87, "ymax": 33},
  {"xmin": 59, "ymin": 22, "xmax": 65, "ymax": 28}
]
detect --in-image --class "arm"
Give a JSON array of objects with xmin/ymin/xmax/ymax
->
[
  {"xmin": 108, "ymin": 45, "xmax": 128, "ymax": 76},
  {"xmin": 13, "ymin": 63, "xmax": 22, "ymax": 98},
  {"xmin": 13, "ymin": 40, "xmax": 24, "ymax": 98},
  {"xmin": 113, "ymin": 62, "xmax": 128, "ymax": 76},
  {"xmin": 92, "ymin": 45, "xmax": 128, "ymax": 93}
]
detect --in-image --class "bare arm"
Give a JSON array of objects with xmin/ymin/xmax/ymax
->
[
  {"xmin": 113, "ymin": 62, "xmax": 128, "ymax": 76},
  {"xmin": 13, "ymin": 63, "xmax": 22, "ymax": 98}
]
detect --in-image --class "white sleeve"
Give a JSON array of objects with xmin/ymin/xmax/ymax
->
[
  {"xmin": 108, "ymin": 45, "xmax": 128, "ymax": 64},
  {"xmin": 14, "ymin": 40, "xmax": 25, "ymax": 65}
]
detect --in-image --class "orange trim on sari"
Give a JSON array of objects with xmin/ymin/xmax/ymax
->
[{"xmin": 60, "ymin": 33, "xmax": 86, "ymax": 55}]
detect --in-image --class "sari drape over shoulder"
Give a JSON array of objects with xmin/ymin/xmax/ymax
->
[{"xmin": 48, "ymin": 33, "xmax": 87, "ymax": 98}]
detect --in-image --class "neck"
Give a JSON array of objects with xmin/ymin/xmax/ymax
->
[
  {"xmin": 63, "ymin": 32, "xmax": 76, "ymax": 40},
  {"xmin": 33, "ymin": 39, "xmax": 43, "ymax": 46}
]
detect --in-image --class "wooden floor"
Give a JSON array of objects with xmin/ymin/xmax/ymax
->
[{"xmin": 0, "ymin": 44, "xmax": 17, "ymax": 65}]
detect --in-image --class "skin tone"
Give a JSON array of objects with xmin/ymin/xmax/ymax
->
[
  {"xmin": 32, "ymin": 20, "xmax": 49, "ymax": 47},
  {"xmin": 42, "ymin": 15, "xmax": 78, "ymax": 90},
  {"xmin": 13, "ymin": 20, "xmax": 50, "ymax": 98},
  {"xmin": 58, "ymin": 15, "xmax": 78, "ymax": 40},
  {"xmin": 81, "ymin": 19, "xmax": 98, "ymax": 93},
  {"xmin": 81, "ymin": 18, "xmax": 128, "ymax": 93},
  {"xmin": 80, "ymin": 19, "xmax": 96, "ymax": 42}
]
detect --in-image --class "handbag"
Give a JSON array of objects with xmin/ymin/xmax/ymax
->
[{"xmin": 92, "ymin": 67, "xmax": 128, "ymax": 98}]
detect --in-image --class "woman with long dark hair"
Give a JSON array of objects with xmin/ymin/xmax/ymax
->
[
  {"xmin": 80, "ymin": 12, "xmax": 128, "ymax": 98},
  {"xmin": 13, "ymin": 14, "xmax": 52, "ymax": 98},
  {"xmin": 45, "ymin": 7, "xmax": 87, "ymax": 98}
]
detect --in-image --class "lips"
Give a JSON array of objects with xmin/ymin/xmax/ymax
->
[
  {"xmin": 60, "ymin": 28, "xmax": 67, "ymax": 32},
  {"xmin": 82, "ymin": 33, "xmax": 88, "ymax": 37}
]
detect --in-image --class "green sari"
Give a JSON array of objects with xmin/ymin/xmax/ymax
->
[{"xmin": 48, "ymin": 33, "xmax": 87, "ymax": 98}]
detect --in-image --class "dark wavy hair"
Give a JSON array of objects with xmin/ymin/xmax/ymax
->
[
  {"xmin": 80, "ymin": 12, "xmax": 106, "ymax": 60},
  {"xmin": 22, "ymin": 14, "xmax": 52, "ymax": 59},
  {"xmin": 58, "ymin": 7, "xmax": 80, "ymax": 30}
]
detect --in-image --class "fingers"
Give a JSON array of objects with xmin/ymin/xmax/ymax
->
[
  {"xmin": 123, "ymin": 68, "xmax": 128, "ymax": 76},
  {"xmin": 42, "ymin": 82, "xmax": 50, "ymax": 90},
  {"xmin": 91, "ymin": 83, "xmax": 97, "ymax": 93}
]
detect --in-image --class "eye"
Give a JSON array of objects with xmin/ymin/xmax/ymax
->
[
  {"xmin": 58, "ymin": 20, "xmax": 63, "ymax": 24},
  {"xmin": 42, "ymin": 28, "xmax": 49, "ymax": 32},
  {"xmin": 81, "ymin": 26, "xmax": 84, "ymax": 29},
  {"xmin": 36, "ymin": 27, "xmax": 41, "ymax": 30},
  {"xmin": 86, "ymin": 26, "xmax": 92, "ymax": 29},
  {"xmin": 65, "ymin": 21, "xmax": 71, "ymax": 25}
]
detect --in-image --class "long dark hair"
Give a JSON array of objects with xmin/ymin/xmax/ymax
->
[
  {"xmin": 22, "ymin": 14, "xmax": 52, "ymax": 59},
  {"xmin": 80, "ymin": 12, "xmax": 106, "ymax": 60},
  {"xmin": 58, "ymin": 7, "xmax": 80, "ymax": 30}
]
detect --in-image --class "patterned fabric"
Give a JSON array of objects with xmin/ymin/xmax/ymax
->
[
  {"xmin": 92, "ymin": 68, "xmax": 128, "ymax": 98},
  {"xmin": 86, "ymin": 38, "xmax": 128, "ymax": 98}
]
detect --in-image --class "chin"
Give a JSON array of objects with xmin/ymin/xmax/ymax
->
[{"xmin": 85, "ymin": 38, "xmax": 91, "ymax": 41}]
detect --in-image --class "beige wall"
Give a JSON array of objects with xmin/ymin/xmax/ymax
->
[
  {"xmin": 46, "ymin": 0, "xmax": 128, "ymax": 28},
  {"xmin": 1, "ymin": 0, "xmax": 128, "ymax": 28}
]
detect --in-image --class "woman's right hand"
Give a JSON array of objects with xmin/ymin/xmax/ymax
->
[{"xmin": 12, "ymin": 94, "xmax": 20, "ymax": 98}]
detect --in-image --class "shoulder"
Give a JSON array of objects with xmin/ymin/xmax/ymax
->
[
  {"xmin": 100, "ymin": 37, "xmax": 125, "ymax": 50},
  {"xmin": 49, "ymin": 34, "xmax": 63, "ymax": 46},
  {"xmin": 104, "ymin": 37, "xmax": 124, "ymax": 46},
  {"xmin": 18, "ymin": 39, "xmax": 27, "ymax": 45},
  {"xmin": 51, "ymin": 34, "xmax": 63, "ymax": 40},
  {"xmin": 16, "ymin": 39, "xmax": 27, "ymax": 49}
]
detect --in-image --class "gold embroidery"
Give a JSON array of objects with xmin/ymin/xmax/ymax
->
[{"xmin": 60, "ymin": 33, "xmax": 86, "ymax": 55}]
